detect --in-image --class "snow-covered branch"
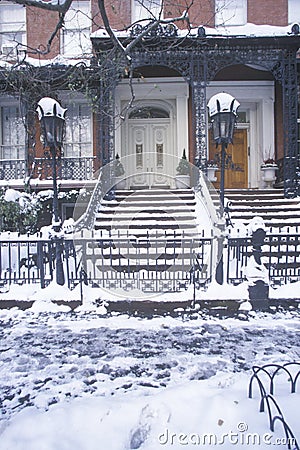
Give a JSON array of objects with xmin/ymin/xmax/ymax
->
[{"xmin": 7, "ymin": 0, "xmax": 73, "ymax": 13}]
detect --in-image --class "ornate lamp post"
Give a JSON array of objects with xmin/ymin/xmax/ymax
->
[
  {"xmin": 207, "ymin": 92, "xmax": 240, "ymax": 207},
  {"xmin": 36, "ymin": 97, "xmax": 67, "ymax": 286},
  {"xmin": 207, "ymin": 92, "xmax": 239, "ymax": 284}
]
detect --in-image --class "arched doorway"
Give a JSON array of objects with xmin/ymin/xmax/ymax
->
[
  {"xmin": 115, "ymin": 77, "xmax": 189, "ymax": 189},
  {"xmin": 126, "ymin": 104, "xmax": 172, "ymax": 188}
]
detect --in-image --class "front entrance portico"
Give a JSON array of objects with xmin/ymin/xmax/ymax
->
[{"xmin": 115, "ymin": 78, "xmax": 189, "ymax": 189}]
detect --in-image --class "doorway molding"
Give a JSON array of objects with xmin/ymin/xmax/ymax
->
[{"xmin": 207, "ymin": 81, "xmax": 275, "ymax": 188}]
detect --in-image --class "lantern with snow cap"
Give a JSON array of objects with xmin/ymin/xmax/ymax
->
[{"xmin": 36, "ymin": 97, "xmax": 67, "ymax": 147}]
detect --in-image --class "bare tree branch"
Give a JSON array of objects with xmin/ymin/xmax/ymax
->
[
  {"xmin": 7, "ymin": 0, "xmax": 73, "ymax": 13},
  {"xmin": 97, "ymin": 0, "xmax": 129, "ymax": 61}
]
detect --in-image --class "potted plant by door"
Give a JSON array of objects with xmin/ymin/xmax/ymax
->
[
  {"xmin": 114, "ymin": 153, "xmax": 126, "ymax": 189},
  {"xmin": 261, "ymin": 158, "xmax": 278, "ymax": 188},
  {"xmin": 206, "ymin": 159, "xmax": 219, "ymax": 182},
  {"xmin": 175, "ymin": 149, "xmax": 190, "ymax": 188}
]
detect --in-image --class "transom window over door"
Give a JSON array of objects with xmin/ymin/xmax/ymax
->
[{"xmin": 129, "ymin": 106, "xmax": 169, "ymax": 119}]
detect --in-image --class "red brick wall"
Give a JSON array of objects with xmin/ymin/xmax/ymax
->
[
  {"xmin": 248, "ymin": 0, "xmax": 288, "ymax": 26},
  {"xmin": 91, "ymin": 0, "xmax": 215, "ymax": 31},
  {"xmin": 26, "ymin": 6, "xmax": 60, "ymax": 59},
  {"xmin": 164, "ymin": 0, "xmax": 215, "ymax": 28},
  {"xmin": 91, "ymin": 0, "xmax": 131, "ymax": 32},
  {"xmin": 90, "ymin": 1, "xmax": 289, "ymax": 32}
]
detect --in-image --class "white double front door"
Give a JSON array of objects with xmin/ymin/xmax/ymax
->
[{"xmin": 125, "ymin": 117, "xmax": 175, "ymax": 188}]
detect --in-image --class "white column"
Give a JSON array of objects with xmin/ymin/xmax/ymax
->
[{"xmin": 176, "ymin": 94, "xmax": 189, "ymax": 159}]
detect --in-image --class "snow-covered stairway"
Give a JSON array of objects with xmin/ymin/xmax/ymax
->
[
  {"xmin": 225, "ymin": 189, "xmax": 300, "ymax": 230},
  {"xmin": 83, "ymin": 188, "xmax": 214, "ymax": 292},
  {"xmin": 94, "ymin": 188, "xmax": 201, "ymax": 237}
]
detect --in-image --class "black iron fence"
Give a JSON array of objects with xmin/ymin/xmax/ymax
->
[
  {"xmin": 0, "ymin": 232, "xmax": 213, "ymax": 293},
  {"xmin": 0, "ymin": 231, "xmax": 299, "ymax": 293},
  {"xmin": 227, "ymin": 233, "xmax": 300, "ymax": 286}
]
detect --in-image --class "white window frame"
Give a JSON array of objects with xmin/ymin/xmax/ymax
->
[
  {"xmin": 61, "ymin": 0, "xmax": 91, "ymax": 57},
  {"xmin": 0, "ymin": 99, "xmax": 26, "ymax": 161},
  {"xmin": 288, "ymin": 0, "xmax": 300, "ymax": 24},
  {"xmin": 215, "ymin": 0, "xmax": 247, "ymax": 27},
  {"xmin": 60, "ymin": 95, "xmax": 93, "ymax": 159},
  {"xmin": 132, "ymin": 0, "xmax": 163, "ymax": 23},
  {"xmin": 0, "ymin": 1, "xmax": 26, "ymax": 57}
]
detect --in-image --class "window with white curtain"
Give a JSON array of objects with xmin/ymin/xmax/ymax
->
[
  {"xmin": 288, "ymin": 0, "xmax": 300, "ymax": 24},
  {"xmin": 132, "ymin": 0, "xmax": 163, "ymax": 23},
  {"xmin": 215, "ymin": 0, "xmax": 247, "ymax": 27},
  {"xmin": 0, "ymin": 104, "xmax": 26, "ymax": 160},
  {"xmin": 61, "ymin": 0, "xmax": 91, "ymax": 56},
  {"xmin": 0, "ymin": 2, "xmax": 26, "ymax": 57},
  {"xmin": 63, "ymin": 101, "xmax": 92, "ymax": 158}
]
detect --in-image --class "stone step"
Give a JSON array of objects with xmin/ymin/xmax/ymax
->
[
  {"xmin": 228, "ymin": 200, "xmax": 299, "ymax": 208},
  {"xmin": 114, "ymin": 189, "xmax": 195, "ymax": 201},
  {"xmin": 230, "ymin": 206, "xmax": 300, "ymax": 214},
  {"xmin": 95, "ymin": 214, "xmax": 198, "ymax": 222},
  {"xmin": 225, "ymin": 188, "xmax": 284, "ymax": 195},
  {"xmin": 223, "ymin": 188, "xmax": 300, "ymax": 228},
  {"xmin": 98, "ymin": 207, "xmax": 196, "ymax": 215},
  {"xmin": 94, "ymin": 222, "xmax": 199, "ymax": 230},
  {"xmin": 101, "ymin": 200, "xmax": 197, "ymax": 208}
]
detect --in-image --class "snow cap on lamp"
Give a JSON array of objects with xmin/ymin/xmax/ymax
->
[
  {"xmin": 207, "ymin": 92, "xmax": 240, "ymax": 117},
  {"xmin": 36, "ymin": 97, "xmax": 67, "ymax": 121}
]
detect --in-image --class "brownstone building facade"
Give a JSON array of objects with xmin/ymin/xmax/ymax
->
[{"xmin": 0, "ymin": 0, "xmax": 300, "ymax": 203}]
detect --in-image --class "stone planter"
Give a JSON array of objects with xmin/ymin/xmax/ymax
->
[
  {"xmin": 207, "ymin": 166, "xmax": 218, "ymax": 182},
  {"xmin": 175, "ymin": 174, "xmax": 190, "ymax": 189},
  {"xmin": 261, "ymin": 164, "xmax": 278, "ymax": 188}
]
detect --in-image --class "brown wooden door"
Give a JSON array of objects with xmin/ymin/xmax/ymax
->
[{"xmin": 209, "ymin": 128, "xmax": 248, "ymax": 189}]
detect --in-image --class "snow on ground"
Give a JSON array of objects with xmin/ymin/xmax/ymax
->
[
  {"xmin": 0, "ymin": 278, "xmax": 300, "ymax": 304},
  {"xmin": 0, "ymin": 306, "xmax": 299, "ymax": 450}
]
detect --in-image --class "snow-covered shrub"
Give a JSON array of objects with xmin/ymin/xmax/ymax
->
[
  {"xmin": 0, "ymin": 188, "xmax": 86, "ymax": 235},
  {"xmin": 0, "ymin": 188, "xmax": 42, "ymax": 234}
]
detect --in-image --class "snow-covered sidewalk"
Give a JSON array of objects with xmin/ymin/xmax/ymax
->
[{"xmin": 0, "ymin": 308, "xmax": 299, "ymax": 449}]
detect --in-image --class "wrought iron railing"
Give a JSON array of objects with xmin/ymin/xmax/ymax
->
[
  {"xmin": 0, "ymin": 159, "xmax": 27, "ymax": 180},
  {"xmin": 35, "ymin": 156, "xmax": 96, "ymax": 180},
  {"xmin": 0, "ymin": 157, "xmax": 96, "ymax": 181},
  {"xmin": 227, "ymin": 231, "xmax": 300, "ymax": 286},
  {"xmin": 0, "ymin": 232, "xmax": 213, "ymax": 293},
  {"xmin": 1, "ymin": 231, "xmax": 300, "ymax": 293}
]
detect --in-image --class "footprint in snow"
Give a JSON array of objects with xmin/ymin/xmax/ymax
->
[{"xmin": 129, "ymin": 403, "xmax": 170, "ymax": 449}]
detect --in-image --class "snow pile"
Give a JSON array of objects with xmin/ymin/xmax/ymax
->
[
  {"xmin": 270, "ymin": 280, "xmax": 300, "ymax": 300},
  {"xmin": 201, "ymin": 281, "xmax": 248, "ymax": 300}
]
